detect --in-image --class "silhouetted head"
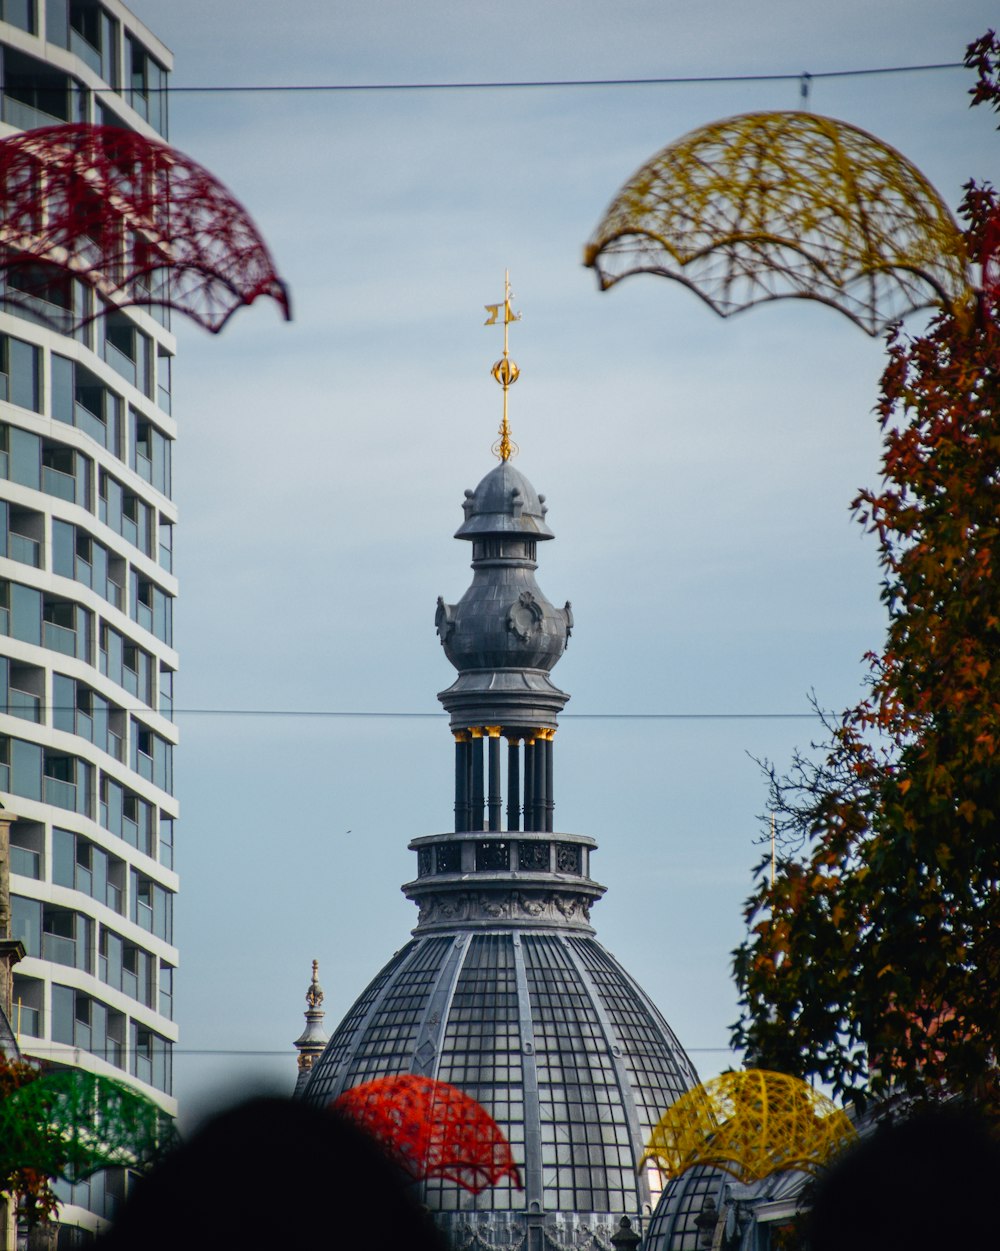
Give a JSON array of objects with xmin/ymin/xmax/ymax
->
[
  {"xmin": 95, "ymin": 1096, "xmax": 447, "ymax": 1251},
  {"xmin": 806, "ymin": 1105, "xmax": 1000, "ymax": 1251}
]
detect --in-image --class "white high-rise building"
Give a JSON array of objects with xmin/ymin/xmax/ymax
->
[{"xmin": 0, "ymin": 1, "xmax": 178, "ymax": 1237}]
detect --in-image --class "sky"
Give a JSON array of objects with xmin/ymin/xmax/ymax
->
[{"xmin": 123, "ymin": 0, "xmax": 1000, "ymax": 1125}]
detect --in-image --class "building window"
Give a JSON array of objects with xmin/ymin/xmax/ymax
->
[
  {"xmin": 43, "ymin": 749, "xmax": 91, "ymax": 815},
  {"xmin": 130, "ymin": 870, "xmax": 173, "ymax": 943},
  {"xmin": 43, "ymin": 595, "xmax": 91, "ymax": 661},
  {"xmin": 158, "ymin": 518, "xmax": 173, "ymax": 571},
  {"xmin": 129, "ymin": 410, "xmax": 172, "ymax": 498},
  {"xmin": 9, "ymin": 819, "xmax": 43, "ymax": 878},
  {"xmin": 51, "ymin": 355, "xmax": 123, "ymax": 455},
  {"xmin": 52, "ymin": 827, "xmax": 125, "ymax": 912},
  {"xmin": 3, "ymin": 502, "xmax": 44, "ymax": 567},
  {"xmin": 10, "ymin": 893, "xmax": 41, "ymax": 956},
  {"xmin": 2, "ymin": 261, "xmax": 82, "ymax": 333},
  {"xmin": 159, "ymin": 963, "xmax": 173, "ymax": 1020},
  {"xmin": 130, "ymin": 572, "xmax": 173, "ymax": 645},
  {"xmin": 126, "ymin": 34, "xmax": 167, "ymax": 137},
  {"xmin": 158, "ymin": 814, "xmax": 174, "ymax": 870},
  {"xmin": 51, "ymin": 984, "xmax": 126, "ymax": 1069},
  {"xmin": 11, "ymin": 973, "xmax": 43, "ymax": 1037},
  {"xmin": 0, "ymin": 655, "xmax": 43, "ymax": 723},
  {"xmin": 51, "ymin": 519, "xmax": 124, "ymax": 610},
  {"xmin": 0, "ymin": 580, "xmax": 41, "ymax": 645},
  {"xmin": 42, "ymin": 440, "xmax": 91, "ymax": 508},
  {"xmin": 0, "ymin": 46, "xmax": 70, "ymax": 128},
  {"xmin": 0, "ymin": 0, "xmax": 37, "ymax": 34},
  {"xmin": 42, "ymin": 905, "xmax": 92, "ymax": 972},
  {"xmin": 98, "ymin": 309, "xmax": 152, "ymax": 396},
  {"xmin": 129, "ymin": 719, "xmax": 172, "ymax": 794},
  {"xmin": 156, "ymin": 346, "xmax": 172, "ymax": 413}
]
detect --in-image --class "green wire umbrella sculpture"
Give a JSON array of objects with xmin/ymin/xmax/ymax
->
[
  {"xmin": 584, "ymin": 111, "xmax": 974, "ymax": 335},
  {"xmin": 0, "ymin": 1068, "xmax": 177, "ymax": 1185}
]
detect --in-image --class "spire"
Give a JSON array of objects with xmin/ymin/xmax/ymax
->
[
  {"xmin": 293, "ymin": 959, "xmax": 328, "ymax": 1091},
  {"xmin": 484, "ymin": 270, "xmax": 521, "ymax": 461}
]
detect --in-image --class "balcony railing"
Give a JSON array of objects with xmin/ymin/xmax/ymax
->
[
  {"xmin": 74, "ymin": 402, "xmax": 109, "ymax": 449},
  {"xmin": 41, "ymin": 932, "xmax": 76, "ymax": 967},
  {"xmin": 103, "ymin": 340, "xmax": 137, "ymax": 388},
  {"xmin": 43, "ymin": 776, "xmax": 77, "ymax": 811},
  {"xmin": 43, "ymin": 621, "xmax": 77, "ymax": 656},
  {"xmin": 8, "ymin": 532, "xmax": 41, "ymax": 568},
  {"xmin": 1, "ymin": 96, "xmax": 66, "ymax": 131},
  {"xmin": 10, "ymin": 845, "xmax": 40, "ymax": 878},
  {"xmin": 15, "ymin": 1004, "xmax": 41, "ymax": 1037},
  {"xmin": 2, "ymin": 288, "xmax": 74, "ymax": 334},
  {"xmin": 6, "ymin": 686, "xmax": 41, "ymax": 723},
  {"xmin": 69, "ymin": 29, "xmax": 102, "ymax": 75},
  {"xmin": 42, "ymin": 465, "xmax": 77, "ymax": 503}
]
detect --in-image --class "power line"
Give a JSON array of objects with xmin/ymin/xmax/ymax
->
[
  {"xmin": 168, "ymin": 709, "xmax": 823, "ymax": 720},
  {"xmin": 3, "ymin": 710, "xmax": 831, "ymax": 720},
  {"xmin": 93, "ymin": 60, "xmax": 963, "ymax": 96},
  {"xmin": 19, "ymin": 1045, "xmax": 736, "ymax": 1056}
]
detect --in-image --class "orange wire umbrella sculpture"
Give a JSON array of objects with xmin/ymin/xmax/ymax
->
[
  {"xmin": 0, "ymin": 123, "xmax": 290, "ymax": 332},
  {"xmin": 640, "ymin": 1070, "xmax": 856, "ymax": 1185},
  {"xmin": 332, "ymin": 1075, "xmax": 522, "ymax": 1195},
  {"xmin": 584, "ymin": 111, "xmax": 973, "ymax": 336}
]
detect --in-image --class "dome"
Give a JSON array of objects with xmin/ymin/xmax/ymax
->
[
  {"xmin": 302, "ymin": 928, "xmax": 698, "ymax": 1238},
  {"xmin": 454, "ymin": 462, "xmax": 554, "ymax": 541},
  {"xmin": 643, "ymin": 1164, "xmax": 811, "ymax": 1251}
]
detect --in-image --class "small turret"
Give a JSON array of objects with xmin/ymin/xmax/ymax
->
[{"xmin": 293, "ymin": 960, "xmax": 327, "ymax": 1093}]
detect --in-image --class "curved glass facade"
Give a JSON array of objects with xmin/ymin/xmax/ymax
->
[{"xmin": 0, "ymin": 1, "xmax": 177, "ymax": 1237}]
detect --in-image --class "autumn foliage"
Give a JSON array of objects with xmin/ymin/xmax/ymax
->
[
  {"xmin": 733, "ymin": 33, "xmax": 1000, "ymax": 1116},
  {"xmin": 0, "ymin": 1054, "xmax": 58, "ymax": 1225}
]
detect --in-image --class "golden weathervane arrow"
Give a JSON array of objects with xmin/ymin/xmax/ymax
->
[{"xmin": 485, "ymin": 269, "xmax": 521, "ymax": 460}]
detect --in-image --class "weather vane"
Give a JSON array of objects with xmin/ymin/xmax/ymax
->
[{"xmin": 484, "ymin": 270, "xmax": 521, "ymax": 460}]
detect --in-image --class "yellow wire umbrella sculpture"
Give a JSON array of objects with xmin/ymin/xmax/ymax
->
[
  {"xmin": 584, "ymin": 111, "xmax": 973, "ymax": 336},
  {"xmin": 640, "ymin": 1070, "xmax": 856, "ymax": 1184}
]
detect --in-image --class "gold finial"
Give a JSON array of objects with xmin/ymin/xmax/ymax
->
[
  {"xmin": 306, "ymin": 959, "xmax": 324, "ymax": 1009},
  {"xmin": 484, "ymin": 269, "xmax": 521, "ymax": 460}
]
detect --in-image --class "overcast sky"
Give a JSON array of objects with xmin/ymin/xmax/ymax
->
[{"xmin": 125, "ymin": 0, "xmax": 1000, "ymax": 1124}]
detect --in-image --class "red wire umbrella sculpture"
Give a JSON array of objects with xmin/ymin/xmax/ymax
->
[
  {"xmin": 332, "ymin": 1075, "xmax": 522, "ymax": 1195},
  {"xmin": 0, "ymin": 123, "xmax": 290, "ymax": 333},
  {"xmin": 584, "ymin": 111, "xmax": 974, "ymax": 336}
]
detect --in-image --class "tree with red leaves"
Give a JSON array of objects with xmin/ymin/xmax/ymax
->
[
  {"xmin": 733, "ymin": 33, "xmax": 1000, "ymax": 1117},
  {"xmin": 0, "ymin": 1054, "xmax": 58, "ymax": 1228}
]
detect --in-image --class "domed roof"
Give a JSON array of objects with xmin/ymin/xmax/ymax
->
[
  {"xmin": 455, "ymin": 461, "xmax": 554, "ymax": 541},
  {"xmin": 643, "ymin": 1163, "xmax": 811, "ymax": 1251},
  {"xmin": 302, "ymin": 930, "xmax": 698, "ymax": 1232}
]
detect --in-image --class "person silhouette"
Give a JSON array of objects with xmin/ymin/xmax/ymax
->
[
  {"xmin": 806, "ymin": 1105, "xmax": 1000, "ymax": 1251},
  {"xmin": 95, "ymin": 1095, "xmax": 448, "ymax": 1251}
]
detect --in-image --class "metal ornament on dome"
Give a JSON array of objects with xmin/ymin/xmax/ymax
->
[{"xmin": 485, "ymin": 270, "xmax": 521, "ymax": 460}]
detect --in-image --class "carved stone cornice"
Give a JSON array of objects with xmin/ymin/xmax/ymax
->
[{"xmin": 411, "ymin": 886, "xmax": 599, "ymax": 934}]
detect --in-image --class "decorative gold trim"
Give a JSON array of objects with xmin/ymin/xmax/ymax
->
[
  {"xmin": 485, "ymin": 269, "xmax": 521, "ymax": 460},
  {"xmin": 485, "ymin": 725, "xmax": 503, "ymax": 738}
]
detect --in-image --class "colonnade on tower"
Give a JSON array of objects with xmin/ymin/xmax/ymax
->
[{"xmin": 452, "ymin": 725, "xmax": 556, "ymax": 833}]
